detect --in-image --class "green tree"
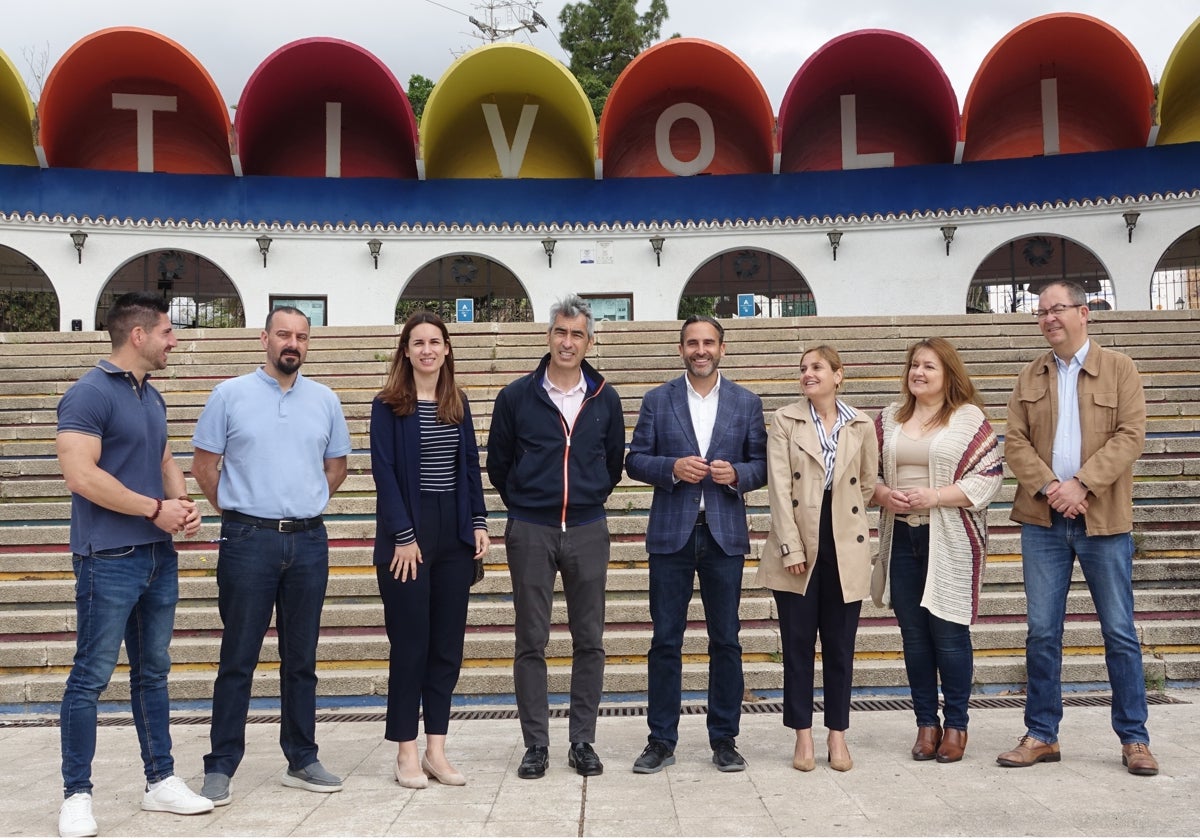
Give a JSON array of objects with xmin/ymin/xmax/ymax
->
[
  {"xmin": 0, "ymin": 290, "xmax": 59, "ymax": 332},
  {"xmin": 406, "ymin": 73, "xmax": 435, "ymax": 121},
  {"xmin": 558, "ymin": 0, "xmax": 670, "ymax": 120}
]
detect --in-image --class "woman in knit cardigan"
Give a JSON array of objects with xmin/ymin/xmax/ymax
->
[{"xmin": 871, "ymin": 337, "xmax": 1002, "ymax": 764}]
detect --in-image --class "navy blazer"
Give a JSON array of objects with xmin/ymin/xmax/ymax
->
[
  {"xmin": 369, "ymin": 395, "xmax": 486, "ymax": 567},
  {"xmin": 626, "ymin": 375, "xmax": 767, "ymax": 556}
]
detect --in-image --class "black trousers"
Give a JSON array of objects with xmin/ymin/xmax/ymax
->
[
  {"xmin": 376, "ymin": 492, "xmax": 475, "ymax": 742},
  {"xmin": 773, "ymin": 489, "xmax": 862, "ymax": 731}
]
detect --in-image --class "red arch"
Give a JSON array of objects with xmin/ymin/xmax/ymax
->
[
  {"xmin": 39, "ymin": 27, "xmax": 232, "ymax": 173},
  {"xmin": 598, "ymin": 38, "xmax": 774, "ymax": 177},
  {"xmin": 235, "ymin": 38, "xmax": 418, "ymax": 178},
  {"xmin": 961, "ymin": 13, "xmax": 1153, "ymax": 161},
  {"xmin": 777, "ymin": 29, "xmax": 959, "ymax": 173}
]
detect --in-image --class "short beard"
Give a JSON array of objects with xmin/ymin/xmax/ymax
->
[{"xmin": 275, "ymin": 353, "xmax": 302, "ymax": 375}]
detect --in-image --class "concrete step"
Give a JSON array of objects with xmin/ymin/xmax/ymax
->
[{"xmin": 4, "ymin": 652, "xmax": 1195, "ymax": 706}]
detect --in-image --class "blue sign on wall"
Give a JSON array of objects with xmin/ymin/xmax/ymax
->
[
  {"xmin": 737, "ymin": 293, "xmax": 756, "ymax": 318},
  {"xmin": 456, "ymin": 298, "xmax": 474, "ymax": 323}
]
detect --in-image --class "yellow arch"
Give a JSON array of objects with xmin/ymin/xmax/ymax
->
[
  {"xmin": 421, "ymin": 43, "xmax": 595, "ymax": 179},
  {"xmin": 0, "ymin": 49, "xmax": 37, "ymax": 166},
  {"xmin": 1158, "ymin": 16, "xmax": 1200, "ymax": 145}
]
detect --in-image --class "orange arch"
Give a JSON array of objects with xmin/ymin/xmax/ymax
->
[
  {"xmin": 961, "ymin": 13, "xmax": 1152, "ymax": 162},
  {"xmin": 235, "ymin": 38, "xmax": 418, "ymax": 178},
  {"xmin": 776, "ymin": 29, "xmax": 959, "ymax": 173},
  {"xmin": 39, "ymin": 27, "xmax": 232, "ymax": 173},
  {"xmin": 598, "ymin": 38, "xmax": 774, "ymax": 177},
  {"xmin": 1157, "ymin": 16, "xmax": 1200, "ymax": 145}
]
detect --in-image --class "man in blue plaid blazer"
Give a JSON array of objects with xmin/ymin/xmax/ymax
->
[{"xmin": 625, "ymin": 315, "xmax": 767, "ymax": 775}]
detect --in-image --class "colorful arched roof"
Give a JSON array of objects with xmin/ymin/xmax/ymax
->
[
  {"xmin": 961, "ymin": 13, "xmax": 1153, "ymax": 162},
  {"xmin": 598, "ymin": 38, "xmax": 774, "ymax": 177},
  {"xmin": 39, "ymin": 27, "xmax": 232, "ymax": 174},
  {"xmin": 777, "ymin": 30, "xmax": 959, "ymax": 173},
  {"xmin": 420, "ymin": 43, "xmax": 595, "ymax": 179},
  {"xmin": 235, "ymin": 38, "xmax": 418, "ymax": 178},
  {"xmin": 1157, "ymin": 16, "xmax": 1200, "ymax": 145},
  {"xmin": 0, "ymin": 49, "xmax": 37, "ymax": 166}
]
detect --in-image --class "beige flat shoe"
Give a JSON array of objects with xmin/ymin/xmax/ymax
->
[
  {"xmin": 422, "ymin": 754, "xmax": 466, "ymax": 786},
  {"xmin": 394, "ymin": 756, "xmax": 428, "ymax": 789}
]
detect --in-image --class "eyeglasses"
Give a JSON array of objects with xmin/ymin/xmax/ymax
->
[{"xmin": 1034, "ymin": 303, "xmax": 1084, "ymax": 320}]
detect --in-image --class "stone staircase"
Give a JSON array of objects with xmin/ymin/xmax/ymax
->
[{"xmin": 2, "ymin": 312, "xmax": 1199, "ymax": 708}]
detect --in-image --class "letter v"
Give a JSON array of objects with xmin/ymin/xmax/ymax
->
[{"xmin": 481, "ymin": 103, "xmax": 538, "ymax": 178}]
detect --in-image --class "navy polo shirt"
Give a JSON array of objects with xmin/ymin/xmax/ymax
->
[{"xmin": 57, "ymin": 360, "xmax": 170, "ymax": 555}]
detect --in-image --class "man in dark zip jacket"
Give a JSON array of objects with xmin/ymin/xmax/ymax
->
[{"xmin": 486, "ymin": 294, "xmax": 625, "ymax": 780}]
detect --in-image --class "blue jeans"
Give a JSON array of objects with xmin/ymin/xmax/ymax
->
[
  {"xmin": 888, "ymin": 521, "xmax": 974, "ymax": 731},
  {"xmin": 204, "ymin": 520, "xmax": 330, "ymax": 776},
  {"xmin": 61, "ymin": 541, "xmax": 179, "ymax": 797},
  {"xmin": 647, "ymin": 522, "xmax": 744, "ymax": 748},
  {"xmin": 1021, "ymin": 514, "xmax": 1149, "ymax": 744}
]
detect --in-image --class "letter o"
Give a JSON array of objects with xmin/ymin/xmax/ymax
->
[{"xmin": 654, "ymin": 103, "xmax": 716, "ymax": 176}]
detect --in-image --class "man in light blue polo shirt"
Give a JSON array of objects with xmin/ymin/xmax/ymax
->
[{"xmin": 191, "ymin": 306, "xmax": 351, "ymax": 805}]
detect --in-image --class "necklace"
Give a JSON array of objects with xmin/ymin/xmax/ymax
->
[{"xmin": 912, "ymin": 405, "xmax": 943, "ymax": 430}]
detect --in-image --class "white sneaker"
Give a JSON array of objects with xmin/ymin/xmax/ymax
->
[
  {"xmin": 141, "ymin": 775, "xmax": 214, "ymax": 815},
  {"xmin": 59, "ymin": 792, "xmax": 97, "ymax": 838}
]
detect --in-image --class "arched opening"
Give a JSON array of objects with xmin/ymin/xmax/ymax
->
[
  {"xmin": 96, "ymin": 250, "xmax": 243, "ymax": 330},
  {"xmin": 966, "ymin": 235, "xmax": 1112, "ymax": 314},
  {"xmin": 0, "ymin": 246, "xmax": 60, "ymax": 331},
  {"xmin": 397, "ymin": 254, "xmax": 532, "ymax": 324},
  {"xmin": 1149, "ymin": 226, "xmax": 1200, "ymax": 311},
  {"xmin": 680, "ymin": 249, "xmax": 815, "ymax": 319}
]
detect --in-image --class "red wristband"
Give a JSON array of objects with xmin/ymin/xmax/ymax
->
[{"xmin": 146, "ymin": 499, "xmax": 163, "ymax": 522}]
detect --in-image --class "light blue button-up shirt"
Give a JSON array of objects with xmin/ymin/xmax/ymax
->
[{"xmin": 1051, "ymin": 340, "xmax": 1090, "ymax": 483}]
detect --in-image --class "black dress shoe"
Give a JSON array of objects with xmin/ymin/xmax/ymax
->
[
  {"xmin": 517, "ymin": 746, "xmax": 549, "ymax": 779},
  {"xmin": 632, "ymin": 740, "xmax": 676, "ymax": 774},
  {"xmin": 567, "ymin": 742, "xmax": 604, "ymax": 776},
  {"xmin": 711, "ymin": 738, "xmax": 747, "ymax": 772}
]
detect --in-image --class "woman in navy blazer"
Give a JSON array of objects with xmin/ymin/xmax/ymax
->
[{"xmin": 370, "ymin": 311, "xmax": 489, "ymax": 789}]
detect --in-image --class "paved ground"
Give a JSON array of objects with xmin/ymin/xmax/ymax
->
[{"xmin": 3, "ymin": 691, "xmax": 1197, "ymax": 838}]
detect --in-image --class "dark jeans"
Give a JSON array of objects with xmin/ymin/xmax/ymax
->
[
  {"xmin": 204, "ymin": 520, "xmax": 330, "ymax": 776},
  {"xmin": 377, "ymin": 492, "xmax": 475, "ymax": 742},
  {"xmin": 506, "ymin": 517, "xmax": 609, "ymax": 747},
  {"xmin": 647, "ymin": 520, "xmax": 744, "ymax": 748},
  {"xmin": 888, "ymin": 521, "xmax": 974, "ymax": 731},
  {"xmin": 61, "ymin": 541, "xmax": 179, "ymax": 796},
  {"xmin": 1021, "ymin": 514, "xmax": 1148, "ymax": 744},
  {"xmin": 774, "ymin": 490, "xmax": 861, "ymax": 731}
]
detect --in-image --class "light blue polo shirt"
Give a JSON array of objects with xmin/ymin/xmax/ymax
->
[{"xmin": 192, "ymin": 367, "xmax": 351, "ymax": 519}]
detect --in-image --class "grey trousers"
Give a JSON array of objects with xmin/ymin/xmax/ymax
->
[{"xmin": 506, "ymin": 517, "xmax": 609, "ymax": 747}]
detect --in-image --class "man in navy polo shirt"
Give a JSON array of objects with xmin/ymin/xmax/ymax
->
[
  {"xmin": 56, "ymin": 292, "xmax": 211, "ymax": 837},
  {"xmin": 192, "ymin": 306, "xmax": 350, "ymax": 805}
]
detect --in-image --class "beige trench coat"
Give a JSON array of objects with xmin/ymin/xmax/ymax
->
[{"xmin": 756, "ymin": 398, "xmax": 878, "ymax": 601}]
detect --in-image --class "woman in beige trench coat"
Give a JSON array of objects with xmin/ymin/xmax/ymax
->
[{"xmin": 757, "ymin": 345, "xmax": 877, "ymax": 772}]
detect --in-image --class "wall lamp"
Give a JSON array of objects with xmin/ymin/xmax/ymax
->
[
  {"xmin": 827, "ymin": 229, "xmax": 842, "ymax": 261},
  {"xmin": 649, "ymin": 235, "xmax": 665, "ymax": 266},
  {"xmin": 541, "ymin": 237, "xmax": 557, "ymax": 268},
  {"xmin": 256, "ymin": 234, "xmax": 272, "ymax": 268},
  {"xmin": 940, "ymin": 224, "xmax": 957, "ymax": 256},
  {"xmin": 1123, "ymin": 211, "xmax": 1140, "ymax": 243},
  {"xmin": 70, "ymin": 230, "xmax": 88, "ymax": 264},
  {"xmin": 368, "ymin": 238, "xmax": 382, "ymax": 269}
]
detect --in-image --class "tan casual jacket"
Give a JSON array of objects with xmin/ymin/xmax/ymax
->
[
  {"xmin": 1005, "ymin": 341, "xmax": 1145, "ymax": 535},
  {"xmin": 757, "ymin": 398, "xmax": 878, "ymax": 601}
]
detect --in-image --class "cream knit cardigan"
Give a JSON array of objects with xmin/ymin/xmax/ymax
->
[{"xmin": 872, "ymin": 402, "xmax": 1003, "ymax": 625}]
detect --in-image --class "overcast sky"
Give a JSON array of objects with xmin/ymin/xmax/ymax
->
[{"xmin": 3, "ymin": 1, "xmax": 1196, "ymax": 112}]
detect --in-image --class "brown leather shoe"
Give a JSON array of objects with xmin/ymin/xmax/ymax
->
[
  {"xmin": 996, "ymin": 735, "xmax": 1061, "ymax": 767},
  {"xmin": 1121, "ymin": 743, "xmax": 1159, "ymax": 776},
  {"xmin": 936, "ymin": 728, "xmax": 967, "ymax": 763},
  {"xmin": 911, "ymin": 726, "xmax": 942, "ymax": 761}
]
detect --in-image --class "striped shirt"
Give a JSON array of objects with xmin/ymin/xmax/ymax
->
[
  {"xmin": 809, "ymin": 398, "xmax": 859, "ymax": 489},
  {"xmin": 394, "ymin": 400, "xmax": 486, "ymax": 545}
]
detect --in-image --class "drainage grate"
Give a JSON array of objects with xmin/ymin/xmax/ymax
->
[{"xmin": 0, "ymin": 692, "xmax": 1185, "ymax": 728}]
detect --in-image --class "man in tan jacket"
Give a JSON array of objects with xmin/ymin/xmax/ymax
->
[{"xmin": 997, "ymin": 280, "xmax": 1157, "ymax": 776}]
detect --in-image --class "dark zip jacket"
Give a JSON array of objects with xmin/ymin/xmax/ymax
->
[{"xmin": 486, "ymin": 354, "xmax": 625, "ymax": 529}]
